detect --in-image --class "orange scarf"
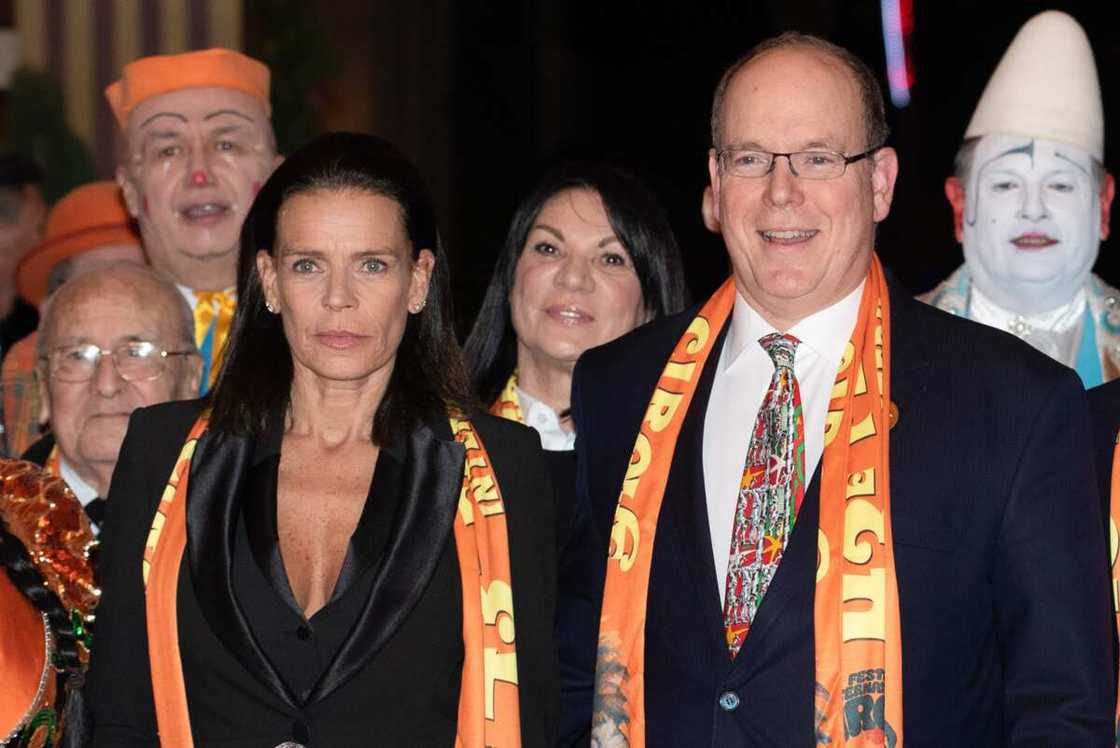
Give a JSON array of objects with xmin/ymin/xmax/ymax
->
[
  {"xmin": 490, "ymin": 372, "xmax": 525, "ymax": 424},
  {"xmin": 143, "ymin": 415, "xmax": 521, "ymax": 747},
  {"xmin": 1109, "ymin": 435, "xmax": 1120, "ymax": 737},
  {"xmin": 594, "ymin": 256, "xmax": 902, "ymax": 747}
]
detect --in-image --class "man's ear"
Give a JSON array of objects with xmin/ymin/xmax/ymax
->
[
  {"xmin": 945, "ymin": 176, "xmax": 966, "ymax": 244},
  {"xmin": 870, "ymin": 147, "xmax": 900, "ymax": 223},
  {"xmin": 1100, "ymin": 173, "xmax": 1115, "ymax": 241},
  {"xmin": 707, "ymin": 149, "xmax": 722, "ymax": 227},
  {"xmin": 36, "ymin": 363, "xmax": 51, "ymax": 427},
  {"xmin": 117, "ymin": 166, "xmax": 142, "ymax": 219}
]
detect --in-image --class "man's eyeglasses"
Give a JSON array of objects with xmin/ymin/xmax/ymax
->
[
  {"xmin": 717, "ymin": 145, "xmax": 882, "ymax": 180},
  {"xmin": 42, "ymin": 341, "xmax": 195, "ymax": 383}
]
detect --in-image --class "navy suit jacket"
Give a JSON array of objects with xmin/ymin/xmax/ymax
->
[{"xmin": 559, "ymin": 277, "xmax": 1114, "ymax": 746}]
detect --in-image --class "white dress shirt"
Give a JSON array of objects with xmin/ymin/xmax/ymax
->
[
  {"xmin": 59, "ymin": 456, "xmax": 101, "ymax": 536},
  {"xmin": 704, "ymin": 283, "xmax": 864, "ymax": 604},
  {"xmin": 517, "ymin": 386, "xmax": 577, "ymax": 451},
  {"xmin": 969, "ymin": 284, "xmax": 1086, "ymax": 367}
]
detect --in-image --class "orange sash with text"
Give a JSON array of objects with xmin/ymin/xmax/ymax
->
[
  {"xmin": 593, "ymin": 255, "xmax": 902, "ymax": 747},
  {"xmin": 142, "ymin": 414, "xmax": 522, "ymax": 747}
]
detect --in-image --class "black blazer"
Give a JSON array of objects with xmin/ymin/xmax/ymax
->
[
  {"xmin": 86, "ymin": 399, "xmax": 558, "ymax": 747},
  {"xmin": 560, "ymin": 277, "xmax": 1114, "ymax": 746}
]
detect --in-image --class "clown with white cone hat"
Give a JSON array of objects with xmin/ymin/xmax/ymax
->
[{"xmin": 922, "ymin": 10, "xmax": 1119, "ymax": 386}]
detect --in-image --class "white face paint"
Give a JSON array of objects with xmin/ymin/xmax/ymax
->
[{"xmin": 963, "ymin": 134, "xmax": 1100, "ymax": 315}]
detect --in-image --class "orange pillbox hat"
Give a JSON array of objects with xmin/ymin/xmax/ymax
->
[
  {"xmin": 16, "ymin": 181, "xmax": 141, "ymax": 305},
  {"xmin": 105, "ymin": 47, "xmax": 271, "ymax": 129}
]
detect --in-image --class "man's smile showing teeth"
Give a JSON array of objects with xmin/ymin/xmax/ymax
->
[{"xmin": 760, "ymin": 229, "xmax": 819, "ymax": 244}]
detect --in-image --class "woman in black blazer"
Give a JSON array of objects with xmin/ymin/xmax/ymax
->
[{"xmin": 85, "ymin": 133, "xmax": 557, "ymax": 747}]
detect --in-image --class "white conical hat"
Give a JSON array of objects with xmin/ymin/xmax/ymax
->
[{"xmin": 965, "ymin": 11, "xmax": 1103, "ymax": 160}]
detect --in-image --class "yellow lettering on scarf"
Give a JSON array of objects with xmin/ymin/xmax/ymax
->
[
  {"xmin": 683, "ymin": 317, "xmax": 711, "ymax": 354},
  {"xmin": 824, "ymin": 410, "xmax": 844, "ymax": 447},
  {"xmin": 817, "ymin": 530, "xmax": 830, "ymax": 582},
  {"xmin": 609, "ymin": 506, "xmax": 641, "ymax": 572},
  {"xmin": 854, "ymin": 363, "xmax": 867, "ymax": 395},
  {"xmin": 481, "ymin": 580, "xmax": 516, "ymax": 644},
  {"xmin": 849, "ymin": 412, "xmax": 877, "ymax": 444},
  {"xmin": 842, "ymin": 568, "xmax": 886, "ymax": 641},
  {"xmin": 459, "ymin": 495, "xmax": 475, "ymax": 526},
  {"xmin": 621, "ymin": 433, "xmax": 653, "ymax": 500},
  {"xmin": 647, "ymin": 388, "xmax": 684, "ymax": 433},
  {"xmin": 484, "ymin": 648, "xmax": 519, "ymax": 720},
  {"xmin": 846, "ymin": 468, "xmax": 876, "ymax": 499},
  {"xmin": 843, "ymin": 499, "xmax": 884, "ymax": 564},
  {"xmin": 663, "ymin": 361, "xmax": 696, "ymax": 382},
  {"xmin": 831, "ymin": 378, "xmax": 849, "ymax": 400},
  {"xmin": 471, "ymin": 473, "xmax": 505, "ymax": 516}
]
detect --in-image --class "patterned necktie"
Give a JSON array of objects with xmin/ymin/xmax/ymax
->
[
  {"xmin": 193, "ymin": 291, "xmax": 237, "ymax": 393},
  {"xmin": 723, "ymin": 332, "xmax": 806, "ymax": 658}
]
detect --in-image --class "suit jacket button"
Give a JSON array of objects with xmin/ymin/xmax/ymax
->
[{"xmin": 718, "ymin": 691, "xmax": 740, "ymax": 711}]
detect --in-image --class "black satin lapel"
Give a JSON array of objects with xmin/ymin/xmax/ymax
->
[
  {"xmin": 663, "ymin": 333, "xmax": 727, "ymax": 655},
  {"xmin": 186, "ymin": 429, "xmax": 299, "ymax": 708},
  {"xmin": 730, "ymin": 452, "xmax": 823, "ymax": 680},
  {"xmin": 307, "ymin": 422, "xmax": 462, "ymax": 704}
]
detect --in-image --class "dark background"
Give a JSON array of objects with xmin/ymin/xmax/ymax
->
[
  {"xmin": 406, "ymin": 0, "xmax": 1117, "ymax": 327},
  {"xmin": 12, "ymin": 1, "xmax": 1118, "ymax": 330}
]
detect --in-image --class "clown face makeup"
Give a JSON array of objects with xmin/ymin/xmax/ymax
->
[{"xmin": 962, "ymin": 134, "xmax": 1101, "ymax": 315}]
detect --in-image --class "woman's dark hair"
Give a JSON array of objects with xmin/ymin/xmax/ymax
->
[
  {"xmin": 464, "ymin": 161, "xmax": 690, "ymax": 405},
  {"xmin": 1, "ymin": 524, "xmax": 87, "ymax": 746},
  {"xmin": 210, "ymin": 132, "xmax": 476, "ymax": 443}
]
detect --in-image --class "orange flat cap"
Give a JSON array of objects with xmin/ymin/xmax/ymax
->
[
  {"xmin": 16, "ymin": 181, "xmax": 141, "ymax": 305},
  {"xmin": 105, "ymin": 47, "xmax": 270, "ymax": 129}
]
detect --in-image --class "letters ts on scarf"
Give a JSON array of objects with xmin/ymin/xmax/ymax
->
[
  {"xmin": 141, "ymin": 414, "xmax": 522, "ymax": 748},
  {"xmin": 593, "ymin": 255, "xmax": 902, "ymax": 747}
]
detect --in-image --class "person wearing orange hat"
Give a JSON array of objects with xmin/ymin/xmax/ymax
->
[
  {"xmin": 108, "ymin": 48, "xmax": 281, "ymax": 393},
  {"xmin": 0, "ymin": 181, "xmax": 144, "ymax": 458}
]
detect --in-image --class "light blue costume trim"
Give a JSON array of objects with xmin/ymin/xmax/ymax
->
[
  {"xmin": 920, "ymin": 263, "xmax": 1120, "ymax": 386},
  {"xmin": 197, "ymin": 321, "xmax": 216, "ymax": 395}
]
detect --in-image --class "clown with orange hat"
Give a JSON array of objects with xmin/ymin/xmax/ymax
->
[{"xmin": 109, "ymin": 48, "xmax": 281, "ymax": 393}]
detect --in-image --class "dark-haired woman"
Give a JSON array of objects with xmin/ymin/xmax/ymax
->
[
  {"xmin": 464, "ymin": 162, "xmax": 689, "ymax": 546},
  {"xmin": 85, "ymin": 133, "xmax": 557, "ymax": 747},
  {"xmin": 1, "ymin": 459, "xmax": 98, "ymax": 747}
]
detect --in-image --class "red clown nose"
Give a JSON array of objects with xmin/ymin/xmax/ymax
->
[{"xmin": 190, "ymin": 170, "xmax": 209, "ymax": 186}]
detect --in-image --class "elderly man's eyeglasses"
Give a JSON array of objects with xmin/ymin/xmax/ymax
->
[
  {"xmin": 42, "ymin": 341, "xmax": 194, "ymax": 383},
  {"xmin": 717, "ymin": 146, "xmax": 881, "ymax": 180}
]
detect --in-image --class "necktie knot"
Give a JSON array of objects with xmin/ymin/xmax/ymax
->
[{"xmin": 759, "ymin": 333, "xmax": 800, "ymax": 370}]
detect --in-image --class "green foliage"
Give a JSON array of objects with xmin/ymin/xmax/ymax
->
[{"xmin": 1, "ymin": 68, "xmax": 95, "ymax": 204}]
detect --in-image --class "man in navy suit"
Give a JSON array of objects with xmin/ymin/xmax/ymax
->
[{"xmin": 560, "ymin": 31, "xmax": 1113, "ymax": 746}]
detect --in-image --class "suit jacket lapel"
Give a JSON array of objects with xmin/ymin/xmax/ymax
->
[
  {"xmin": 659, "ymin": 323, "xmax": 729, "ymax": 657},
  {"xmin": 307, "ymin": 418, "xmax": 463, "ymax": 704},
  {"xmin": 186, "ymin": 427, "xmax": 300, "ymax": 709}
]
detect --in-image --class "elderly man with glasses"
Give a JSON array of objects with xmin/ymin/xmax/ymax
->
[{"xmin": 23, "ymin": 263, "xmax": 199, "ymax": 534}]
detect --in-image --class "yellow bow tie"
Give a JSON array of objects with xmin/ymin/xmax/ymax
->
[{"xmin": 193, "ymin": 290, "xmax": 237, "ymax": 389}]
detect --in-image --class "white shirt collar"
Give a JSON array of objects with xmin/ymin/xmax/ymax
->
[
  {"xmin": 515, "ymin": 386, "xmax": 577, "ymax": 452},
  {"xmin": 722, "ymin": 280, "xmax": 866, "ymax": 371},
  {"xmin": 969, "ymin": 283, "xmax": 1087, "ymax": 334},
  {"xmin": 59, "ymin": 456, "xmax": 100, "ymax": 508}
]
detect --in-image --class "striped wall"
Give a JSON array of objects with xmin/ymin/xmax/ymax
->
[{"xmin": 14, "ymin": 0, "xmax": 243, "ymax": 176}]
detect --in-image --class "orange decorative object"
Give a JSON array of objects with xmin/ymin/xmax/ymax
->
[
  {"xmin": 16, "ymin": 181, "xmax": 141, "ymax": 306},
  {"xmin": 0, "ymin": 572, "xmax": 53, "ymax": 744},
  {"xmin": 0, "ymin": 459, "xmax": 100, "ymax": 624},
  {"xmin": 105, "ymin": 48, "xmax": 271, "ymax": 129}
]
